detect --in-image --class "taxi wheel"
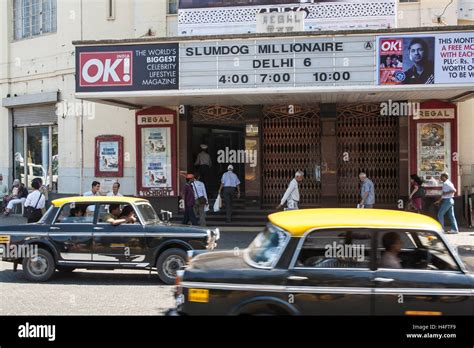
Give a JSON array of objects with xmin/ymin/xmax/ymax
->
[
  {"xmin": 22, "ymin": 248, "xmax": 55, "ymax": 282},
  {"xmin": 156, "ymin": 248, "xmax": 187, "ymax": 285}
]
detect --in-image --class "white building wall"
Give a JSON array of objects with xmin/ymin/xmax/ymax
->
[
  {"xmin": 0, "ymin": 0, "xmax": 169, "ymax": 195},
  {"xmin": 458, "ymin": 98, "xmax": 474, "ymax": 191}
]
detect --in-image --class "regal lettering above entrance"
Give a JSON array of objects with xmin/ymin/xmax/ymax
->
[
  {"xmin": 180, "ymin": 36, "xmax": 376, "ymax": 89},
  {"xmin": 137, "ymin": 115, "xmax": 174, "ymax": 125}
]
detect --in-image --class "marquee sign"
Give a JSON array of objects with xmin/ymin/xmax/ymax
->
[{"xmin": 179, "ymin": 36, "xmax": 376, "ymax": 89}]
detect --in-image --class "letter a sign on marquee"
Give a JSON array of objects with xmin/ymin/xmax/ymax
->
[{"xmin": 79, "ymin": 51, "xmax": 133, "ymax": 87}]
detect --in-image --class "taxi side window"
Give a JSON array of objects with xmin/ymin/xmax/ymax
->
[
  {"xmin": 55, "ymin": 203, "xmax": 94, "ymax": 224},
  {"xmin": 97, "ymin": 203, "xmax": 138, "ymax": 224},
  {"xmin": 377, "ymin": 230, "xmax": 459, "ymax": 271},
  {"xmin": 295, "ymin": 229, "xmax": 371, "ymax": 269}
]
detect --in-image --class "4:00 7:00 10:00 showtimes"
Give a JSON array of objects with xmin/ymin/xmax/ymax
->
[{"xmin": 218, "ymin": 72, "xmax": 351, "ymax": 84}]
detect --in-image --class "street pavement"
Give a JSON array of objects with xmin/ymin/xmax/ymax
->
[{"xmin": 0, "ymin": 214, "xmax": 473, "ymax": 315}]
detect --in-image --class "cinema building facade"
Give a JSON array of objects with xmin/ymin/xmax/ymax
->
[{"xmin": 74, "ymin": 25, "xmax": 474, "ymax": 220}]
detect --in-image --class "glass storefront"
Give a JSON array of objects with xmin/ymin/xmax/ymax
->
[{"xmin": 13, "ymin": 125, "xmax": 58, "ymax": 191}]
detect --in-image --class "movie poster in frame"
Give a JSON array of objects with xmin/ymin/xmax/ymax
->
[
  {"xmin": 136, "ymin": 107, "xmax": 177, "ymax": 197},
  {"xmin": 95, "ymin": 135, "xmax": 123, "ymax": 177}
]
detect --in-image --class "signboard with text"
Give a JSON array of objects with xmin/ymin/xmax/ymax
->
[
  {"xmin": 179, "ymin": 36, "xmax": 376, "ymax": 89},
  {"xmin": 377, "ymin": 32, "xmax": 474, "ymax": 85},
  {"xmin": 178, "ymin": 0, "xmax": 396, "ymax": 36},
  {"xmin": 76, "ymin": 44, "xmax": 179, "ymax": 92}
]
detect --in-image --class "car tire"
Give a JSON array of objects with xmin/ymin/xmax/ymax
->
[
  {"xmin": 156, "ymin": 248, "xmax": 187, "ymax": 285},
  {"xmin": 57, "ymin": 266, "xmax": 75, "ymax": 273},
  {"xmin": 22, "ymin": 248, "xmax": 55, "ymax": 282}
]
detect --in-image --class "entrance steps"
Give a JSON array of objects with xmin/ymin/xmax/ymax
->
[{"xmin": 171, "ymin": 198, "xmax": 272, "ymax": 227}]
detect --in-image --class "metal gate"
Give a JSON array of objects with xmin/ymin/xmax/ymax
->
[
  {"xmin": 337, "ymin": 104, "xmax": 399, "ymax": 206},
  {"xmin": 262, "ymin": 105, "xmax": 321, "ymax": 206}
]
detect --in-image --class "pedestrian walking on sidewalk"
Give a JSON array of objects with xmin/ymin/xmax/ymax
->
[
  {"xmin": 182, "ymin": 174, "xmax": 198, "ymax": 226},
  {"xmin": 218, "ymin": 165, "xmax": 241, "ymax": 223},
  {"xmin": 359, "ymin": 173, "xmax": 375, "ymax": 208},
  {"xmin": 435, "ymin": 173, "xmax": 459, "ymax": 234},
  {"xmin": 192, "ymin": 172, "xmax": 208, "ymax": 226},
  {"xmin": 409, "ymin": 174, "xmax": 424, "ymax": 213},
  {"xmin": 276, "ymin": 171, "xmax": 304, "ymax": 210}
]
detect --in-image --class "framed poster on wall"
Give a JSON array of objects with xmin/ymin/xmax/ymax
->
[
  {"xmin": 95, "ymin": 135, "xmax": 123, "ymax": 177},
  {"xmin": 410, "ymin": 100, "xmax": 457, "ymax": 196},
  {"xmin": 136, "ymin": 107, "xmax": 177, "ymax": 197}
]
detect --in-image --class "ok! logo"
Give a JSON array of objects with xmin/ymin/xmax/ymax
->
[{"xmin": 79, "ymin": 51, "xmax": 133, "ymax": 87}]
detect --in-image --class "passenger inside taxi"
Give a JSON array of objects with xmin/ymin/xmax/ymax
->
[{"xmin": 100, "ymin": 204, "xmax": 137, "ymax": 225}]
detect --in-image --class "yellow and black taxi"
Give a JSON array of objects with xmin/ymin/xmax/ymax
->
[
  {"xmin": 0, "ymin": 196, "xmax": 219, "ymax": 284},
  {"xmin": 172, "ymin": 209, "xmax": 472, "ymax": 315}
]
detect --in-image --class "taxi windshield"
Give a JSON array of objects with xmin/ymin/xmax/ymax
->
[
  {"xmin": 245, "ymin": 224, "xmax": 289, "ymax": 268},
  {"xmin": 135, "ymin": 202, "xmax": 160, "ymax": 224}
]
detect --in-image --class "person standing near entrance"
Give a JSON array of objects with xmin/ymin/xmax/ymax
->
[
  {"xmin": 195, "ymin": 144, "xmax": 212, "ymax": 186},
  {"xmin": 359, "ymin": 173, "xmax": 375, "ymax": 208},
  {"xmin": 182, "ymin": 174, "xmax": 198, "ymax": 226},
  {"xmin": 218, "ymin": 165, "xmax": 241, "ymax": 223},
  {"xmin": 435, "ymin": 173, "xmax": 459, "ymax": 234},
  {"xmin": 192, "ymin": 172, "xmax": 208, "ymax": 226},
  {"xmin": 276, "ymin": 171, "xmax": 304, "ymax": 210}
]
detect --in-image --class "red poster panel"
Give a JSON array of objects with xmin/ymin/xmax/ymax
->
[
  {"xmin": 95, "ymin": 135, "xmax": 123, "ymax": 177},
  {"xmin": 136, "ymin": 107, "xmax": 177, "ymax": 197},
  {"xmin": 410, "ymin": 100, "xmax": 458, "ymax": 196}
]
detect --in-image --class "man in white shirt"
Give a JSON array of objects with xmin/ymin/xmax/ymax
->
[
  {"xmin": 84, "ymin": 181, "xmax": 101, "ymax": 196},
  {"xmin": 107, "ymin": 182, "xmax": 123, "ymax": 197},
  {"xmin": 276, "ymin": 171, "xmax": 304, "ymax": 210},
  {"xmin": 195, "ymin": 144, "xmax": 212, "ymax": 186},
  {"xmin": 192, "ymin": 173, "xmax": 208, "ymax": 226},
  {"xmin": 435, "ymin": 173, "xmax": 459, "ymax": 233},
  {"xmin": 218, "ymin": 165, "xmax": 241, "ymax": 223}
]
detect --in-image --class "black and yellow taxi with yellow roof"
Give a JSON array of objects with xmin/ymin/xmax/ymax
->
[
  {"xmin": 0, "ymin": 196, "xmax": 219, "ymax": 284},
  {"xmin": 172, "ymin": 208, "xmax": 473, "ymax": 315}
]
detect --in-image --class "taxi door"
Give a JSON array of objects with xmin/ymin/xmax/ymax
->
[
  {"xmin": 285, "ymin": 228, "xmax": 375, "ymax": 315},
  {"xmin": 92, "ymin": 203, "xmax": 147, "ymax": 265},
  {"xmin": 373, "ymin": 229, "xmax": 472, "ymax": 316}
]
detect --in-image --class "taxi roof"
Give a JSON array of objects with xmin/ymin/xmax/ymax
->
[
  {"xmin": 268, "ymin": 208, "xmax": 443, "ymax": 237},
  {"xmin": 51, "ymin": 196, "xmax": 149, "ymax": 207}
]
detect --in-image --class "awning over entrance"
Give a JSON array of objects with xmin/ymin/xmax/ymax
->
[
  {"xmin": 73, "ymin": 25, "xmax": 474, "ymax": 108},
  {"xmin": 75, "ymin": 84, "xmax": 473, "ymax": 109}
]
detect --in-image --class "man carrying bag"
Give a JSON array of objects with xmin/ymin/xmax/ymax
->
[{"xmin": 24, "ymin": 179, "xmax": 46, "ymax": 223}]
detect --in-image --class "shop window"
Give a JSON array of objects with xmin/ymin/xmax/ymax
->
[
  {"xmin": 13, "ymin": 0, "xmax": 57, "ymax": 40},
  {"xmin": 168, "ymin": 0, "xmax": 178, "ymax": 14},
  {"xmin": 13, "ymin": 125, "xmax": 58, "ymax": 192}
]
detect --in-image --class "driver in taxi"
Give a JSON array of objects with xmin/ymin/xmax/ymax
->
[{"xmin": 380, "ymin": 232, "xmax": 402, "ymax": 269}]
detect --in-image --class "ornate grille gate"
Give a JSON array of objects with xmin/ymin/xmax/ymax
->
[
  {"xmin": 337, "ymin": 104, "xmax": 399, "ymax": 206},
  {"xmin": 262, "ymin": 105, "xmax": 321, "ymax": 206}
]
